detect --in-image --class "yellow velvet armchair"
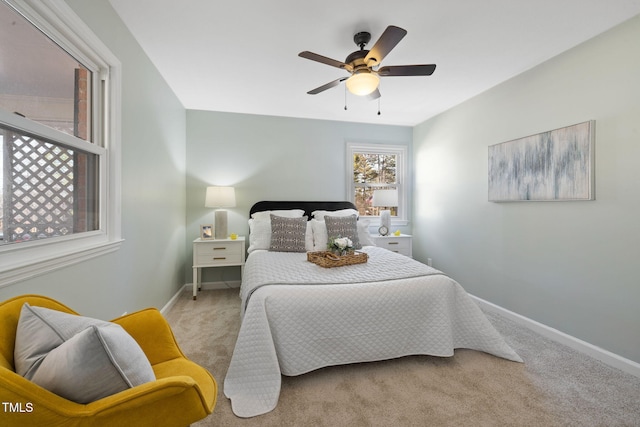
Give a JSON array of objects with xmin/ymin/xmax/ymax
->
[{"xmin": 0, "ymin": 294, "xmax": 217, "ymax": 427}]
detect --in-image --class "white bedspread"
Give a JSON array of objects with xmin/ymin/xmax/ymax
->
[{"xmin": 224, "ymin": 247, "xmax": 522, "ymax": 418}]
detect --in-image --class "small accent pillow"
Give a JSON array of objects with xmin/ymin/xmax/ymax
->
[
  {"xmin": 269, "ymin": 214, "xmax": 308, "ymax": 252},
  {"xmin": 325, "ymin": 214, "xmax": 361, "ymax": 249},
  {"xmin": 249, "ymin": 217, "xmax": 313, "ymax": 253},
  {"xmin": 14, "ymin": 303, "xmax": 155, "ymax": 403},
  {"xmin": 311, "ymin": 218, "xmax": 373, "ymax": 251}
]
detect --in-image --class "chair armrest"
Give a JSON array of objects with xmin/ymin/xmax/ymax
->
[
  {"xmin": 111, "ymin": 308, "xmax": 184, "ymax": 365},
  {"xmin": 88, "ymin": 375, "xmax": 209, "ymax": 413},
  {"xmin": 1, "ymin": 367, "xmax": 214, "ymax": 425},
  {"xmin": 0, "ymin": 366, "xmax": 81, "ymax": 415}
]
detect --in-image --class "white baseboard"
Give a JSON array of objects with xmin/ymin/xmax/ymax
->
[
  {"xmin": 160, "ymin": 281, "xmax": 240, "ymax": 315},
  {"xmin": 184, "ymin": 280, "xmax": 241, "ymax": 292},
  {"xmin": 471, "ymin": 295, "xmax": 640, "ymax": 378},
  {"xmin": 160, "ymin": 285, "xmax": 184, "ymax": 315}
]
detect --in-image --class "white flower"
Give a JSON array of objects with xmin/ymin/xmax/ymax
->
[{"xmin": 333, "ymin": 237, "xmax": 352, "ymax": 250}]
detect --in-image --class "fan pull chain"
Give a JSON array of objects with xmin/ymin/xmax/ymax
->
[
  {"xmin": 344, "ymin": 85, "xmax": 348, "ymax": 110},
  {"xmin": 377, "ymin": 97, "xmax": 381, "ymax": 116}
]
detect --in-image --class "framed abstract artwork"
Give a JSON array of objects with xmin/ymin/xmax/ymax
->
[{"xmin": 488, "ymin": 121, "xmax": 595, "ymax": 202}]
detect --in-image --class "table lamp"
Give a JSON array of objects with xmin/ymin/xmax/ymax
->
[
  {"xmin": 205, "ymin": 186, "xmax": 236, "ymax": 239},
  {"xmin": 372, "ymin": 189, "xmax": 397, "ymax": 236}
]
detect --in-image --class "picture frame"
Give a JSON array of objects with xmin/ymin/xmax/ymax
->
[
  {"xmin": 200, "ymin": 224, "xmax": 213, "ymax": 240},
  {"xmin": 488, "ymin": 120, "xmax": 595, "ymax": 202}
]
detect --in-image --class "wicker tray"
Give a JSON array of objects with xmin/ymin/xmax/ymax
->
[{"xmin": 307, "ymin": 251, "xmax": 368, "ymax": 268}]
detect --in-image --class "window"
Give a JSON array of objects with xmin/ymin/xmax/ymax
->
[
  {"xmin": 0, "ymin": 0, "xmax": 121, "ymax": 286},
  {"xmin": 347, "ymin": 142, "xmax": 407, "ymax": 225}
]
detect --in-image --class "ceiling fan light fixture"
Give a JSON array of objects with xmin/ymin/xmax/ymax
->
[{"xmin": 345, "ymin": 71, "xmax": 379, "ymax": 96}]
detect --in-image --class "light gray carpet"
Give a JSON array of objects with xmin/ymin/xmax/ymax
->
[{"xmin": 164, "ymin": 289, "xmax": 640, "ymax": 426}]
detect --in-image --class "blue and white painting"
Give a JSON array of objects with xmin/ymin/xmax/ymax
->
[{"xmin": 488, "ymin": 121, "xmax": 594, "ymax": 202}]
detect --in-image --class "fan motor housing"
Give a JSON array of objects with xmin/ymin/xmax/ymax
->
[{"xmin": 345, "ymin": 49, "xmax": 368, "ymax": 66}]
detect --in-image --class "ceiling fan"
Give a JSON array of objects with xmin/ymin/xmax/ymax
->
[{"xmin": 299, "ymin": 25, "xmax": 436, "ymax": 99}]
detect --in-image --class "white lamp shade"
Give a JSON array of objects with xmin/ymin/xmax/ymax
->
[
  {"xmin": 345, "ymin": 72, "xmax": 380, "ymax": 96},
  {"xmin": 205, "ymin": 186, "xmax": 236, "ymax": 208},
  {"xmin": 372, "ymin": 189, "xmax": 398, "ymax": 207}
]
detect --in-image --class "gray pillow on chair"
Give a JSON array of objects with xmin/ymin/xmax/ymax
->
[{"xmin": 14, "ymin": 303, "xmax": 155, "ymax": 403}]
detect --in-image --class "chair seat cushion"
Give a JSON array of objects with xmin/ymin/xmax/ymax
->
[{"xmin": 14, "ymin": 303, "xmax": 155, "ymax": 403}]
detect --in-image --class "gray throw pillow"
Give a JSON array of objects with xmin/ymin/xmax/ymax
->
[
  {"xmin": 270, "ymin": 214, "xmax": 308, "ymax": 252},
  {"xmin": 14, "ymin": 303, "xmax": 155, "ymax": 403},
  {"xmin": 14, "ymin": 303, "xmax": 110, "ymax": 379},
  {"xmin": 325, "ymin": 214, "xmax": 362, "ymax": 249},
  {"xmin": 30, "ymin": 323, "xmax": 155, "ymax": 403}
]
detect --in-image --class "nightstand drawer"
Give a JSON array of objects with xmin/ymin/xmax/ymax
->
[
  {"xmin": 371, "ymin": 234, "xmax": 412, "ymax": 257},
  {"xmin": 195, "ymin": 252, "xmax": 242, "ymax": 265},
  {"xmin": 376, "ymin": 238, "xmax": 409, "ymax": 251},
  {"xmin": 194, "ymin": 241, "xmax": 243, "ymax": 265}
]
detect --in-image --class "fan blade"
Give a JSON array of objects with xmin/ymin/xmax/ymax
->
[
  {"xmin": 299, "ymin": 51, "xmax": 353, "ymax": 72},
  {"xmin": 364, "ymin": 25, "xmax": 407, "ymax": 66},
  {"xmin": 367, "ymin": 88, "xmax": 381, "ymax": 100},
  {"xmin": 378, "ymin": 64, "xmax": 436, "ymax": 77},
  {"xmin": 307, "ymin": 77, "xmax": 348, "ymax": 95}
]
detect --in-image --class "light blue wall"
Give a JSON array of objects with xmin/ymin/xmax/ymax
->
[
  {"xmin": 2, "ymin": 1, "xmax": 636, "ymax": 367},
  {"xmin": 413, "ymin": 15, "xmax": 640, "ymax": 363},
  {"xmin": 0, "ymin": 1, "xmax": 187, "ymax": 319},
  {"xmin": 185, "ymin": 110, "xmax": 412, "ymax": 283}
]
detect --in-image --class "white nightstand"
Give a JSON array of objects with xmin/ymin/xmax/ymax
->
[
  {"xmin": 371, "ymin": 234, "xmax": 412, "ymax": 257},
  {"xmin": 192, "ymin": 236, "xmax": 245, "ymax": 300}
]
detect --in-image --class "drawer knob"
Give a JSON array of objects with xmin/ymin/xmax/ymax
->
[
  {"xmin": 213, "ymin": 247, "xmax": 226, "ymax": 250},
  {"xmin": 388, "ymin": 242, "xmax": 399, "ymax": 245},
  {"xmin": 213, "ymin": 257, "xmax": 226, "ymax": 260}
]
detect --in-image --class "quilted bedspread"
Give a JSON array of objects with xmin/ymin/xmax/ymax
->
[{"xmin": 224, "ymin": 247, "xmax": 522, "ymax": 418}]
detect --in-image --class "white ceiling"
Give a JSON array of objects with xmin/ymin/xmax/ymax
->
[{"xmin": 109, "ymin": 0, "xmax": 640, "ymax": 126}]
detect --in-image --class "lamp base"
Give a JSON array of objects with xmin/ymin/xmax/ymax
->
[
  {"xmin": 214, "ymin": 210, "xmax": 228, "ymax": 239},
  {"xmin": 380, "ymin": 210, "xmax": 391, "ymax": 235}
]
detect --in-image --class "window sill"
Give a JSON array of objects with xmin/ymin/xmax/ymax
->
[
  {"xmin": 361, "ymin": 217, "xmax": 409, "ymax": 227},
  {"xmin": 0, "ymin": 237, "xmax": 123, "ymax": 288}
]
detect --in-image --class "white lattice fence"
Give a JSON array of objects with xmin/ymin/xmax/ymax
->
[{"xmin": 6, "ymin": 132, "xmax": 74, "ymax": 242}]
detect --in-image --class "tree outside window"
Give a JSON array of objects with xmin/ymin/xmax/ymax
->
[
  {"xmin": 347, "ymin": 143, "xmax": 406, "ymax": 223},
  {"xmin": 353, "ymin": 153, "xmax": 398, "ymax": 216}
]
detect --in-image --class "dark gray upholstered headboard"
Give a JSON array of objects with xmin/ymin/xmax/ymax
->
[{"xmin": 249, "ymin": 201, "xmax": 357, "ymax": 220}]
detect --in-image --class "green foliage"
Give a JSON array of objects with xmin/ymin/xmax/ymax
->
[{"xmin": 352, "ymin": 153, "xmax": 397, "ymax": 216}]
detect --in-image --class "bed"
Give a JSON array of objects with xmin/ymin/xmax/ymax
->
[{"xmin": 223, "ymin": 201, "xmax": 522, "ymax": 418}]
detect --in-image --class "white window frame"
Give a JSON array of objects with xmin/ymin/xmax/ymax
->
[
  {"xmin": 346, "ymin": 142, "xmax": 408, "ymax": 226},
  {"xmin": 0, "ymin": 0, "xmax": 122, "ymax": 287}
]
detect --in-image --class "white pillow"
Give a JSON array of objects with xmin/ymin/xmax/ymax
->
[
  {"xmin": 247, "ymin": 218, "xmax": 271, "ymax": 253},
  {"xmin": 311, "ymin": 209, "xmax": 359, "ymax": 221},
  {"xmin": 357, "ymin": 219, "xmax": 375, "ymax": 247},
  {"xmin": 248, "ymin": 216, "xmax": 313, "ymax": 253},
  {"xmin": 305, "ymin": 221, "xmax": 314, "ymax": 251},
  {"xmin": 251, "ymin": 209, "xmax": 305, "ymax": 220},
  {"xmin": 311, "ymin": 218, "xmax": 374, "ymax": 251},
  {"xmin": 310, "ymin": 219, "xmax": 328, "ymax": 251}
]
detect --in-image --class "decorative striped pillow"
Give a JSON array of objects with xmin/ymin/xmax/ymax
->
[
  {"xmin": 269, "ymin": 214, "xmax": 308, "ymax": 252},
  {"xmin": 325, "ymin": 214, "xmax": 361, "ymax": 249}
]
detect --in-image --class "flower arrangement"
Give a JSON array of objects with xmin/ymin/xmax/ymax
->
[{"xmin": 328, "ymin": 236, "xmax": 353, "ymax": 256}]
